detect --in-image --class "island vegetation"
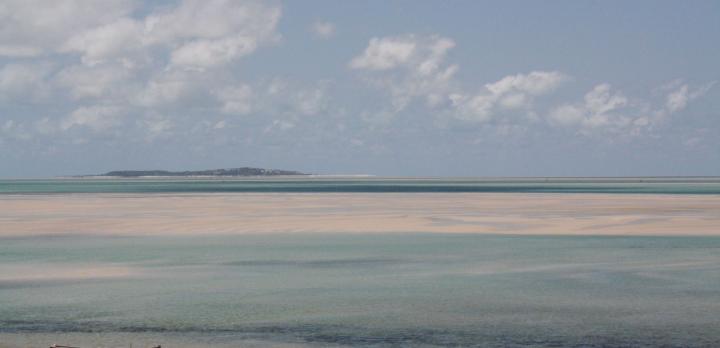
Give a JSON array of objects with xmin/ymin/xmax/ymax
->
[{"xmin": 95, "ymin": 167, "xmax": 307, "ymax": 177}]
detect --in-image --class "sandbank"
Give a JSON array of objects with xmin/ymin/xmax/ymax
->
[{"xmin": 0, "ymin": 193, "xmax": 718, "ymax": 237}]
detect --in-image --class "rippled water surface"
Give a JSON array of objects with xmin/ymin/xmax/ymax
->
[
  {"xmin": 2, "ymin": 233, "xmax": 720, "ymax": 347},
  {"xmin": 2, "ymin": 177, "xmax": 720, "ymax": 194}
]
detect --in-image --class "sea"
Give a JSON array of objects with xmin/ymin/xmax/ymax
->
[
  {"xmin": 1, "ymin": 178, "xmax": 720, "ymax": 347},
  {"xmin": 1, "ymin": 176, "xmax": 720, "ymax": 194}
]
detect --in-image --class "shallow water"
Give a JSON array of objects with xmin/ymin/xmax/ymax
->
[
  {"xmin": 2, "ymin": 233, "xmax": 720, "ymax": 347},
  {"xmin": 2, "ymin": 177, "xmax": 720, "ymax": 194}
]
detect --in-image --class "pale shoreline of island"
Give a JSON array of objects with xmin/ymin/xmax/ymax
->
[{"xmin": 1, "ymin": 192, "xmax": 718, "ymax": 238}]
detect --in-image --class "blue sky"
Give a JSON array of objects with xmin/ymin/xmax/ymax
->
[{"xmin": 1, "ymin": 0, "xmax": 718, "ymax": 177}]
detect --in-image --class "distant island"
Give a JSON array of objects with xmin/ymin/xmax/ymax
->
[{"xmin": 92, "ymin": 167, "xmax": 307, "ymax": 177}]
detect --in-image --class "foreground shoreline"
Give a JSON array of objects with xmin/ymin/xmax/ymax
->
[{"xmin": 2, "ymin": 192, "xmax": 718, "ymax": 237}]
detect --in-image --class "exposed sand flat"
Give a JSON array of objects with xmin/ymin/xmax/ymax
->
[
  {"xmin": 0, "ymin": 264, "xmax": 136, "ymax": 282},
  {"xmin": 0, "ymin": 193, "xmax": 719, "ymax": 237}
]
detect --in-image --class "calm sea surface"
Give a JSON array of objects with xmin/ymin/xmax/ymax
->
[
  {"xmin": 1, "ymin": 177, "xmax": 720, "ymax": 194},
  {"xmin": 2, "ymin": 234, "xmax": 720, "ymax": 347}
]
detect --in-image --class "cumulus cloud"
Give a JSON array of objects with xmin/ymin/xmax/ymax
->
[
  {"xmin": 548, "ymin": 81, "xmax": 715, "ymax": 135},
  {"xmin": 451, "ymin": 71, "xmax": 568, "ymax": 122},
  {"xmin": 61, "ymin": 105, "xmax": 123, "ymax": 132},
  {"xmin": 216, "ymin": 78, "xmax": 329, "ymax": 120},
  {"xmin": 0, "ymin": 0, "xmax": 285, "ymax": 145},
  {"xmin": 169, "ymin": 36, "xmax": 258, "ymax": 69},
  {"xmin": 664, "ymin": 81, "xmax": 715, "ymax": 113},
  {"xmin": 0, "ymin": 1, "xmax": 302, "ymax": 164},
  {"xmin": 0, "ymin": 0, "xmax": 136, "ymax": 58},
  {"xmin": 153, "ymin": 0, "xmax": 280, "ymax": 70},
  {"xmin": 216, "ymin": 84, "xmax": 254, "ymax": 115},
  {"xmin": 60, "ymin": 17, "xmax": 144, "ymax": 66},
  {"xmin": 133, "ymin": 69, "xmax": 208, "ymax": 107},
  {"xmin": 55, "ymin": 63, "xmax": 133, "ymax": 100},
  {"xmin": 139, "ymin": 113, "xmax": 174, "ymax": 140},
  {"xmin": 144, "ymin": 1, "xmax": 280, "ymax": 44},
  {"xmin": 293, "ymin": 86, "xmax": 328, "ymax": 116},
  {"xmin": 349, "ymin": 33, "xmax": 714, "ymax": 140},
  {"xmin": 55, "ymin": 0, "xmax": 282, "ymax": 70},
  {"xmin": 350, "ymin": 36, "xmax": 419, "ymax": 70},
  {"xmin": 548, "ymin": 84, "xmax": 629, "ymax": 129},
  {"xmin": 350, "ymin": 35, "xmax": 574, "ymax": 125},
  {"xmin": 350, "ymin": 34, "xmax": 458, "ymax": 111},
  {"xmin": 0, "ymin": 45, "xmax": 42, "ymax": 58},
  {"xmin": 311, "ymin": 21, "xmax": 335, "ymax": 39},
  {"xmin": 0, "ymin": 63, "xmax": 54, "ymax": 100}
]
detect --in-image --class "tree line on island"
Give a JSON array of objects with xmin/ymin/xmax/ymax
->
[{"xmin": 97, "ymin": 167, "xmax": 307, "ymax": 177}]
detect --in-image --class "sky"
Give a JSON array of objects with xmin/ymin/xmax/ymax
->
[{"xmin": 0, "ymin": 0, "xmax": 719, "ymax": 177}]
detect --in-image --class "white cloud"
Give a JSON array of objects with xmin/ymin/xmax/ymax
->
[
  {"xmin": 0, "ymin": 0, "xmax": 285, "ymax": 145},
  {"xmin": 170, "ymin": 36, "xmax": 258, "ymax": 70},
  {"xmin": 61, "ymin": 17, "xmax": 144, "ymax": 66},
  {"xmin": 311, "ymin": 21, "xmax": 335, "ymax": 39},
  {"xmin": 152, "ymin": 0, "xmax": 281, "ymax": 70},
  {"xmin": 216, "ymin": 84, "xmax": 254, "ymax": 115},
  {"xmin": 584, "ymin": 83, "xmax": 628, "ymax": 115},
  {"xmin": 140, "ymin": 116, "xmax": 173, "ymax": 139},
  {"xmin": 55, "ymin": 64, "xmax": 133, "ymax": 100},
  {"xmin": 548, "ymin": 84, "xmax": 635, "ymax": 132},
  {"xmin": 62, "ymin": 105, "xmax": 123, "ymax": 132},
  {"xmin": 548, "ymin": 81, "xmax": 715, "ymax": 135},
  {"xmin": 134, "ymin": 70, "xmax": 202, "ymax": 107},
  {"xmin": 0, "ymin": 63, "xmax": 53, "ymax": 100},
  {"xmin": 666, "ymin": 85, "xmax": 690, "ymax": 113},
  {"xmin": 0, "ymin": 45, "xmax": 42, "ymax": 57},
  {"xmin": 293, "ymin": 86, "xmax": 327, "ymax": 116},
  {"xmin": 665, "ymin": 82, "xmax": 715, "ymax": 113},
  {"xmin": 350, "ymin": 36, "xmax": 569, "ymax": 123},
  {"xmin": 219, "ymin": 79, "xmax": 329, "ymax": 117},
  {"xmin": 213, "ymin": 120, "xmax": 226, "ymax": 129},
  {"xmin": 269, "ymin": 79, "xmax": 330, "ymax": 117},
  {"xmin": 485, "ymin": 71, "xmax": 568, "ymax": 97},
  {"xmin": 451, "ymin": 71, "xmax": 568, "ymax": 122},
  {"xmin": 350, "ymin": 34, "xmax": 458, "ymax": 111},
  {"xmin": 0, "ymin": 0, "xmax": 136, "ymax": 58},
  {"xmin": 144, "ymin": 0, "xmax": 280, "ymax": 44},
  {"xmin": 56, "ymin": 0, "xmax": 283, "ymax": 70},
  {"xmin": 350, "ymin": 36, "xmax": 419, "ymax": 70},
  {"xmin": 0, "ymin": 1, "xmax": 329, "ymax": 148}
]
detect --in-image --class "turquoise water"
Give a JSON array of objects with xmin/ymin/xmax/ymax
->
[
  {"xmin": 1, "ymin": 177, "xmax": 720, "ymax": 194},
  {"xmin": 2, "ymin": 233, "xmax": 720, "ymax": 347}
]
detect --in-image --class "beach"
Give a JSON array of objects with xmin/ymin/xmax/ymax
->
[{"xmin": 1, "ymin": 192, "xmax": 719, "ymax": 237}]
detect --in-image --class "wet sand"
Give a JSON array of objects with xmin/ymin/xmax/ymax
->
[
  {"xmin": 1, "ymin": 193, "xmax": 719, "ymax": 237},
  {"xmin": 0, "ymin": 264, "xmax": 136, "ymax": 283}
]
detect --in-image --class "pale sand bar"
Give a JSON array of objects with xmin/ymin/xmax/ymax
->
[
  {"xmin": 0, "ymin": 264, "xmax": 136, "ymax": 282},
  {"xmin": 1, "ymin": 193, "xmax": 719, "ymax": 237}
]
